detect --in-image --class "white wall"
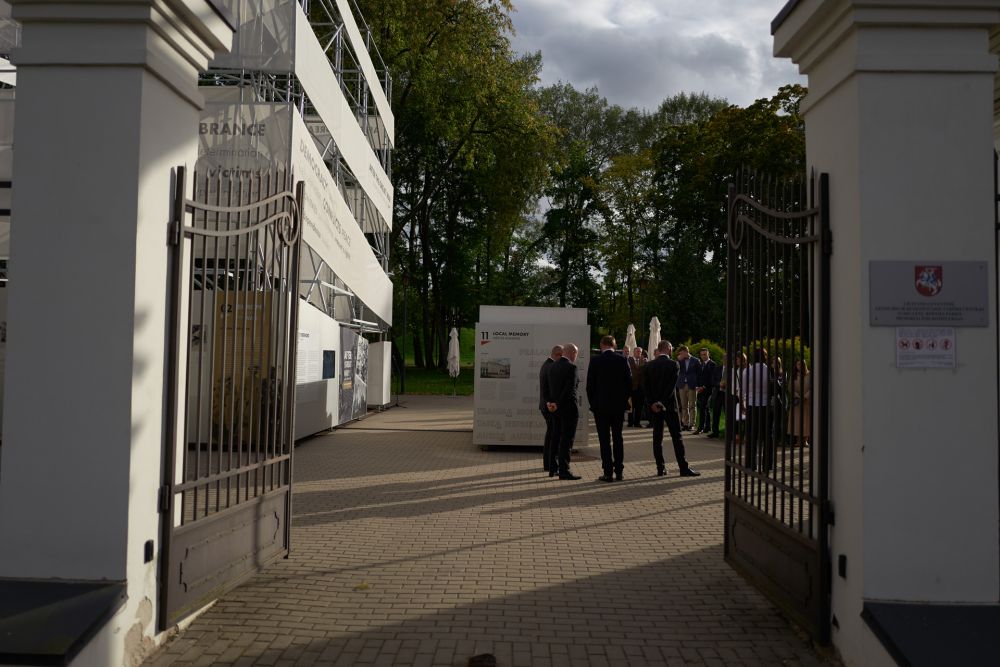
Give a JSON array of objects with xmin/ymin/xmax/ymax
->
[
  {"xmin": 295, "ymin": 301, "xmax": 340, "ymax": 438},
  {"xmin": 776, "ymin": 2, "xmax": 1000, "ymax": 665},
  {"xmin": 0, "ymin": 1, "xmax": 232, "ymax": 664},
  {"xmin": 367, "ymin": 341, "xmax": 391, "ymax": 407}
]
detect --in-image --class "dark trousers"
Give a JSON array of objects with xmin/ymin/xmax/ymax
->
[
  {"xmin": 711, "ymin": 389, "xmax": 725, "ymax": 434},
  {"xmin": 556, "ymin": 409, "xmax": 578, "ymax": 475},
  {"xmin": 651, "ymin": 406, "xmax": 689, "ymax": 472},
  {"xmin": 745, "ymin": 405, "xmax": 773, "ymax": 472},
  {"xmin": 628, "ymin": 388, "xmax": 645, "ymax": 426},
  {"xmin": 541, "ymin": 408, "xmax": 557, "ymax": 470},
  {"xmin": 696, "ymin": 389, "xmax": 713, "ymax": 431},
  {"xmin": 594, "ymin": 411, "xmax": 625, "ymax": 476}
]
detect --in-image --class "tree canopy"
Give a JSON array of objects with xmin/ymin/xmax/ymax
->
[{"xmin": 353, "ymin": 1, "xmax": 806, "ymax": 365}]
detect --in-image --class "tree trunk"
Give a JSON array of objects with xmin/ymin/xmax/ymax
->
[{"xmin": 412, "ymin": 327, "xmax": 424, "ymax": 368}]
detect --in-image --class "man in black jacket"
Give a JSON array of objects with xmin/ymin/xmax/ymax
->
[
  {"xmin": 545, "ymin": 343, "xmax": 582, "ymax": 480},
  {"xmin": 645, "ymin": 340, "xmax": 701, "ymax": 477},
  {"xmin": 539, "ymin": 345, "xmax": 563, "ymax": 472},
  {"xmin": 586, "ymin": 335, "xmax": 632, "ymax": 482},
  {"xmin": 694, "ymin": 348, "xmax": 718, "ymax": 434}
]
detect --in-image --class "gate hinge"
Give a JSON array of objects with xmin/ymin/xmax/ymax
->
[
  {"xmin": 168, "ymin": 219, "xmax": 181, "ymax": 246},
  {"xmin": 158, "ymin": 486, "xmax": 172, "ymax": 513}
]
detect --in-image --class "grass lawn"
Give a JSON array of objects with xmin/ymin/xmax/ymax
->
[{"xmin": 395, "ymin": 365, "xmax": 474, "ymax": 396}]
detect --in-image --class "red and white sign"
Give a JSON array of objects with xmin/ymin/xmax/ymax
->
[
  {"xmin": 896, "ymin": 327, "xmax": 956, "ymax": 369},
  {"xmin": 914, "ymin": 265, "xmax": 943, "ymax": 297}
]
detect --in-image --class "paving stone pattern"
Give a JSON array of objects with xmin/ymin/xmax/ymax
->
[{"xmin": 148, "ymin": 396, "xmax": 837, "ymax": 667}]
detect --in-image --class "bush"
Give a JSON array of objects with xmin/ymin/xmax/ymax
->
[{"xmin": 680, "ymin": 337, "xmax": 812, "ymax": 371}]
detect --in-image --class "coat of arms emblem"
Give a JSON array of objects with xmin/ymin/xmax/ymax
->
[{"xmin": 915, "ymin": 265, "xmax": 942, "ymax": 297}]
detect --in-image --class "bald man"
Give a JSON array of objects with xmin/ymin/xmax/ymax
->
[
  {"xmin": 539, "ymin": 345, "xmax": 563, "ymax": 473},
  {"xmin": 545, "ymin": 343, "xmax": 582, "ymax": 480}
]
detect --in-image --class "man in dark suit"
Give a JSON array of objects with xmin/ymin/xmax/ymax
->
[
  {"xmin": 645, "ymin": 340, "xmax": 701, "ymax": 478},
  {"xmin": 627, "ymin": 346, "xmax": 646, "ymax": 427},
  {"xmin": 545, "ymin": 342, "xmax": 582, "ymax": 480},
  {"xmin": 539, "ymin": 345, "xmax": 563, "ymax": 472},
  {"xmin": 694, "ymin": 348, "xmax": 718, "ymax": 434},
  {"xmin": 586, "ymin": 335, "xmax": 632, "ymax": 482}
]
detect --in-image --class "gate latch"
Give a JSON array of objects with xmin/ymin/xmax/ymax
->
[
  {"xmin": 168, "ymin": 219, "xmax": 181, "ymax": 246},
  {"xmin": 158, "ymin": 486, "xmax": 172, "ymax": 513}
]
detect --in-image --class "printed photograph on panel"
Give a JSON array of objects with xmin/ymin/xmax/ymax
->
[{"xmin": 480, "ymin": 358, "xmax": 511, "ymax": 379}]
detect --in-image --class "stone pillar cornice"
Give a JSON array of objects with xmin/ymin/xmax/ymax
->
[
  {"xmin": 775, "ymin": 0, "xmax": 1000, "ymax": 113},
  {"xmin": 8, "ymin": 0, "xmax": 233, "ymax": 108}
]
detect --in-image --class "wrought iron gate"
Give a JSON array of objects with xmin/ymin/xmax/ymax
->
[
  {"xmin": 158, "ymin": 167, "xmax": 304, "ymax": 630},
  {"xmin": 724, "ymin": 171, "xmax": 831, "ymax": 643}
]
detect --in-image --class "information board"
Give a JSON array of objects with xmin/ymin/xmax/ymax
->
[
  {"xmin": 473, "ymin": 307, "xmax": 590, "ymax": 448},
  {"xmin": 870, "ymin": 261, "xmax": 988, "ymax": 326}
]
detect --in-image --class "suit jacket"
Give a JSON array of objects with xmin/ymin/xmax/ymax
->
[
  {"xmin": 645, "ymin": 355, "xmax": 680, "ymax": 411},
  {"xmin": 546, "ymin": 357, "xmax": 580, "ymax": 415},
  {"xmin": 538, "ymin": 357, "xmax": 554, "ymax": 410},
  {"xmin": 676, "ymin": 357, "xmax": 701, "ymax": 389},
  {"xmin": 698, "ymin": 359, "xmax": 718, "ymax": 388},
  {"xmin": 627, "ymin": 355, "xmax": 645, "ymax": 390},
  {"xmin": 586, "ymin": 349, "xmax": 632, "ymax": 414}
]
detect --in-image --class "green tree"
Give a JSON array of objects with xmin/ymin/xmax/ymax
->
[
  {"xmin": 648, "ymin": 85, "xmax": 807, "ymax": 341},
  {"xmin": 356, "ymin": 0, "xmax": 553, "ymax": 367}
]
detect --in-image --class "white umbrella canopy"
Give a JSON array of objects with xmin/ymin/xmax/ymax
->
[
  {"xmin": 648, "ymin": 316, "xmax": 661, "ymax": 354},
  {"xmin": 624, "ymin": 324, "xmax": 637, "ymax": 351},
  {"xmin": 447, "ymin": 327, "xmax": 461, "ymax": 378}
]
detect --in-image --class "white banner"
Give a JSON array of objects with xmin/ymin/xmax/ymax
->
[
  {"xmin": 291, "ymin": 111, "xmax": 393, "ymax": 324},
  {"xmin": 195, "ymin": 98, "xmax": 392, "ymax": 324},
  {"xmin": 294, "ymin": 5, "xmax": 393, "ymax": 224},
  {"xmin": 196, "ymin": 92, "xmax": 293, "ymax": 179},
  {"xmin": 209, "ymin": 0, "xmax": 295, "ymax": 72}
]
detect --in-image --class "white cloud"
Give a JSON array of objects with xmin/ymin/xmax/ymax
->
[{"xmin": 510, "ymin": 0, "xmax": 805, "ymax": 109}]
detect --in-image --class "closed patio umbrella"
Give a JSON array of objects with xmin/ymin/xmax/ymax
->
[
  {"xmin": 624, "ymin": 324, "xmax": 637, "ymax": 352},
  {"xmin": 447, "ymin": 328, "xmax": 461, "ymax": 393},
  {"xmin": 648, "ymin": 317, "xmax": 661, "ymax": 354}
]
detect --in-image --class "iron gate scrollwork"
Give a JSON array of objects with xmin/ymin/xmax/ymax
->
[
  {"xmin": 724, "ymin": 171, "xmax": 831, "ymax": 644},
  {"xmin": 159, "ymin": 166, "xmax": 304, "ymax": 630}
]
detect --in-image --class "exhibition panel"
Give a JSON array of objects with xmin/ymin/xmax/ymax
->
[{"xmin": 474, "ymin": 307, "xmax": 590, "ymax": 448}]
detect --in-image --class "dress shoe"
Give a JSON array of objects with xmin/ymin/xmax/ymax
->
[
  {"xmin": 615, "ymin": 473, "xmax": 623, "ymax": 481},
  {"xmin": 549, "ymin": 470, "xmax": 557, "ymax": 477},
  {"xmin": 708, "ymin": 432, "xmax": 720, "ymax": 438},
  {"xmin": 679, "ymin": 467, "xmax": 701, "ymax": 477},
  {"xmin": 598, "ymin": 474, "xmax": 615, "ymax": 483},
  {"xmin": 657, "ymin": 467, "xmax": 666, "ymax": 477},
  {"xmin": 641, "ymin": 423, "xmax": 651, "ymax": 428},
  {"xmin": 559, "ymin": 472, "xmax": 582, "ymax": 480}
]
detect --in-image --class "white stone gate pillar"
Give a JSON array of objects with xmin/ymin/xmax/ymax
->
[
  {"xmin": 775, "ymin": 1, "xmax": 1000, "ymax": 665},
  {"xmin": 0, "ymin": 1, "xmax": 231, "ymax": 663}
]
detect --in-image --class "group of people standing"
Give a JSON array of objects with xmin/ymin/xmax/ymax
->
[
  {"xmin": 538, "ymin": 336, "xmax": 701, "ymax": 482},
  {"xmin": 733, "ymin": 348, "xmax": 812, "ymax": 473},
  {"xmin": 629, "ymin": 344, "xmax": 723, "ymax": 436}
]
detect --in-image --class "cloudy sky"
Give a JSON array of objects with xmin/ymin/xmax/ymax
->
[{"xmin": 508, "ymin": 0, "xmax": 805, "ymax": 110}]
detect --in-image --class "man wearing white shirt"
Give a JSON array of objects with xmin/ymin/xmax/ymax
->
[{"xmin": 741, "ymin": 348, "xmax": 772, "ymax": 472}]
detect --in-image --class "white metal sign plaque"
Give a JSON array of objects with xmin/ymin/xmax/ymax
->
[
  {"xmin": 870, "ymin": 261, "xmax": 988, "ymax": 326},
  {"xmin": 895, "ymin": 327, "xmax": 956, "ymax": 369}
]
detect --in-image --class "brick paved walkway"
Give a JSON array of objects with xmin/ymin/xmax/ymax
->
[{"xmin": 148, "ymin": 396, "xmax": 835, "ymax": 667}]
